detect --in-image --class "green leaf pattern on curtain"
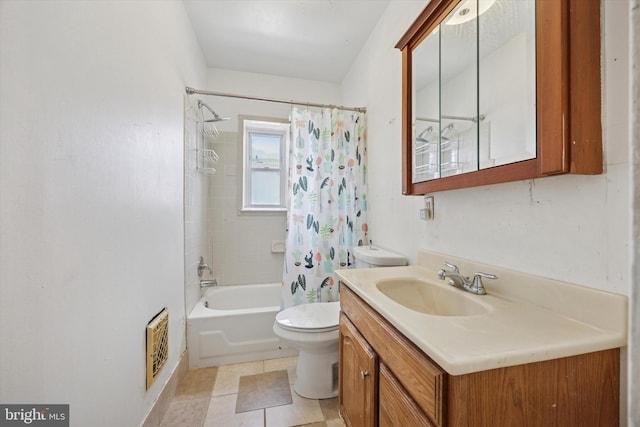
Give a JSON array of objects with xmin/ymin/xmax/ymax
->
[{"xmin": 282, "ymin": 107, "xmax": 369, "ymax": 308}]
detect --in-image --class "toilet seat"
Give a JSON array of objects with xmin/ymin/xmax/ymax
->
[{"xmin": 275, "ymin": 302, "xmax": 340, "ymax": 333}]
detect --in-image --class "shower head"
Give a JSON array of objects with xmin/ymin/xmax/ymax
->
[
  {"xmin": 197, "ymin": 100, "xmax": 229, "ymax": 138},
  {"xmin": 198, "ymin": 100, "xmax": 230, "ymax": 122},
  {"xmin": 416, "ymin": 126, "xmax": 434, "ymax": 143},
  {"xmin": 204, "ymin": 115, "xmax": 230, "ymax": 123},
  {"xmin": 440, "ymin": 123, "xmax": 454, "ymax": 141}
]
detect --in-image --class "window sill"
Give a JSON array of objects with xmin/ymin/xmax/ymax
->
[{"xmin": 238, "ymin": 208, "xmax": 287, "ymax": 216}]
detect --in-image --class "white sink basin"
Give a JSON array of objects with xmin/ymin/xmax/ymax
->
[{"xmin": 375, "ymin": 278, "xmax": 490, "ymax": 316}]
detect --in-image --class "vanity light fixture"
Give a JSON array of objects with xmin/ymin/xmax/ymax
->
[{"xmin": 445, "ymin": 0, "xmax": 497, "ymax": 25}]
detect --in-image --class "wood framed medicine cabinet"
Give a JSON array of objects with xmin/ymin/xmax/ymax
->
[{"xmin": 396, "ymin": 0, "xmax": 603, "ymax": 195}]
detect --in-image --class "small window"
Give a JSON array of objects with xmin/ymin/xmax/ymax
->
[{"xmin": 241, "ymin": 118, "xmax": 289, "ymax": 212}]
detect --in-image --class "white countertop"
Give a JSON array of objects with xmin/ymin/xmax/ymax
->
[{"xmin": 335, "ymin": 252, "xmax": 627, "ymax": 376}]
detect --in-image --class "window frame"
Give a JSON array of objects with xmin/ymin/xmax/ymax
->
[{"xmin": 239, "ymin": 116, "xmax": 289, "ymax": 214}]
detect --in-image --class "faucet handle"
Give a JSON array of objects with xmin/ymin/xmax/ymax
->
[
  {"xmin": 438, "ymin": 261, "xmax": 459, "ymax": 280},
  {"xmin": 469, "ymin": 272, "xmax": 497, "ymax": 295},
  {"xmin": 198, "ymin": 256, "xmax": 213, "ymax": 278},
  {"xmin": 443, "ymin": 261, "xmax": 459, "ymax": 273},
  {"xmin": 474, "ymin": 272, "xmax": 497, "ymax": 280}
]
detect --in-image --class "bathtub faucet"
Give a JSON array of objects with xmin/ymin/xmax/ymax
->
[
  {"xmin": 198, "ymin": 256, "xmax": 212, "ymax": 277},
  {"xmin": 200, "ymin": 279, "xmax": 218, "ymax": 288}
]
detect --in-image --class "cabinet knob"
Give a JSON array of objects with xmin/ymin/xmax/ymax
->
[{"xmin": 360, "ymin": 370, "xmax": 370, "ymax": 379}]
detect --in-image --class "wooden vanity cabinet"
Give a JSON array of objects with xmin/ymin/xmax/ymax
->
[{"xmin": 338, "ymin": 283, "xmax": 620, "ymax": 427}]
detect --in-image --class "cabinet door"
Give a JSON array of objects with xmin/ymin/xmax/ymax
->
[
  {"xmin": 339, "ymin": 313, "xmax": 377, "ymax": 427},
  {"xmin": 379, "ymin": 363, "xmax": 435, "ymax": 427}
]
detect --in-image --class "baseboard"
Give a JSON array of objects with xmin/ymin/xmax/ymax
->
[{"xmin": 140, "ymin": 349, "xmax": 189, "ymax": 427}]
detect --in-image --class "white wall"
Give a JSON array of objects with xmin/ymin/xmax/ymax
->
[
  {"xmin": 0, "ymin": 1, "xmax": 206, "ymax": 426},
  {"xmin": 343, "ymin": 0, "xmax": 632, "ymax": 421},
  {"xmin": 197, "ymin": 69, "xmax": 342, "ymax": 287}
]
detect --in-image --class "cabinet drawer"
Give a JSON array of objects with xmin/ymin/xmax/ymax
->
[
  {"xmin": 379, "ymin": 363, "xmax": 435, "ymax": 427},
  {"xmin": 340, "ymin": 284, "xmax": 445, "ymax": 427}
]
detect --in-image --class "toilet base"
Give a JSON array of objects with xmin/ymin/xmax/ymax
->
[{"xmin": 293, "ymin": 349, "xmax": 339, "ymax": 399}]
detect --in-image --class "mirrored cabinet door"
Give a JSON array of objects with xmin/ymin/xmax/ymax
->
[
  {"xmin": 397, "ymin": 0, "xmax": 603, "ymax": 194},
  {"xmin": 478, "ymin": 0, "xmax": 536, "ymax": 169},
  {"xmin": 412, "ymin": 29, "xmax": 440, "ymax": 182},
  {"xmin": 440, "ymin": 1, "xmax": 478, "ymax": 178}
]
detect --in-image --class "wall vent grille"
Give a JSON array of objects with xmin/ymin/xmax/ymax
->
[{"xmin": 146, "ymin": 308, "xmax": 169, "ymax": 389}]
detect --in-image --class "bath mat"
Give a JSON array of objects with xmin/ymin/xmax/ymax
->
[{"xmin": 235, "ymin": 370, "xmax": 292, "ymax": 413}]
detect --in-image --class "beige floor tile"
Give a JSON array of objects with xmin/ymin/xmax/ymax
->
[
  {"xmin": 318, "ymin": 397, "xmax": 340, "ymax": 421},
  {"xmin": 203, "ymin": 394, "xmax": 264, "ymax": 427},
  {"xmin": 174, "ymin": 366, "xmax": 218, "ymax": 401},
  {"xmin": 326, "ymin": 419, "xmax": 346, "ymax": 427},
  {"xmin": 159, "ymin": 397, "xmax": 209, "ymax": 427},
  {"xmin": 265, "ymin": 385, "xmax": 324, "ymax": 427},
  {"xmin": 264, "ymin": 356, "xmax": 298, "ymax": 385},
  {"xmin": 212, "ymin": 361, "xmax": 264, "ymax": 396}
]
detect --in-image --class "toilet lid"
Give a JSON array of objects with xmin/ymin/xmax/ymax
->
[{"xmin": 276, "ymin": 302, "xmax": 340, "ymax": 332}]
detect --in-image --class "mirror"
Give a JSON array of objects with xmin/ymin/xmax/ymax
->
[
  {"xmin": 440, "ymin": 3, "xmax": 479, "ymax": 178},
  {"xmin": 412, "ymin": 30, "xmax": 440, "ymax": 182},
  {"xmin": 411, "ymin": 0, "xmax": 535, "ymax": 184},
  {"xmin": 398, "ymin": 0, "xmax": 603, "ymax": 194},
  {"xmin": 477, "ymin": 0, "xmax": 536, "ymax": 168}
]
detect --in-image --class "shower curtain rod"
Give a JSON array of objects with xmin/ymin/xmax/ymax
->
[{"xmin": 185, "ymin": 87, "xmax": 366, "ymax": 113}]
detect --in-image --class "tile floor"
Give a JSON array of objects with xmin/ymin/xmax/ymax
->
[{"xmin": 159, "ymin": 356, "xmax": 346, "ymax": 427}]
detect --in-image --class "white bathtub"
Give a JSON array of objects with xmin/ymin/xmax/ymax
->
[{"xmin": 187, "ymin": 283, "xmax": 298, "ymax": 368}]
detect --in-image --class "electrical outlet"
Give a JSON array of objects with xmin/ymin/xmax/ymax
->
[{"xmin": 419, "ymin": 208, "xmax": 429, "ymax": 220}]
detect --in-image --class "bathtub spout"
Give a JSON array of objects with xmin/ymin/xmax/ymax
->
[{"xmin": 200, "ymin": 279, "xmax": 218, "ymax": 288}]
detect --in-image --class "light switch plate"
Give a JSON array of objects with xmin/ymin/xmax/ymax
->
[{"xmin": 423, "ymin": 196, "xmax": 434, "ymax": 220}]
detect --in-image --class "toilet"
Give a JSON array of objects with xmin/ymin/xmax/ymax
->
[
  {"xmin": 273, "ymin": 245, "xmax": 406, "ymax": 399},
  {"xmin": 273, "ymin": 301, "xmax": 341, "ymax": 399},
  {"xmin": 352, "ymin": 245, "xmax": 408, "ymax": 269}
]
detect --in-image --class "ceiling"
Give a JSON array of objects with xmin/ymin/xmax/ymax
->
[{"xmin": 183, "ymin": 0, "xmax": 392, "ymax": 83}]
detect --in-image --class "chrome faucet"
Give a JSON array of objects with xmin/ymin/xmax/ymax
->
[
  {"xmin": 197, "ymin": 256, "xmax": 212, "ymax": 278},
  {"xmin": 437, "ymin": 261, "xmax": 496, "ymax": 295},
  {"xmin": 200, "ymin": 279, "xmax": 218, "ymax": 288}
]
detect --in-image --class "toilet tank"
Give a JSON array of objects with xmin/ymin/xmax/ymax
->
[{"xmin": 352, "ymin": 246, "xmax": 407, "ymax": 269}]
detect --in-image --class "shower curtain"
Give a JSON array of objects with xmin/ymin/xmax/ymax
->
[{"xmin": 282, "ymin": 107, "xmax": 369, "ymax": 308}]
